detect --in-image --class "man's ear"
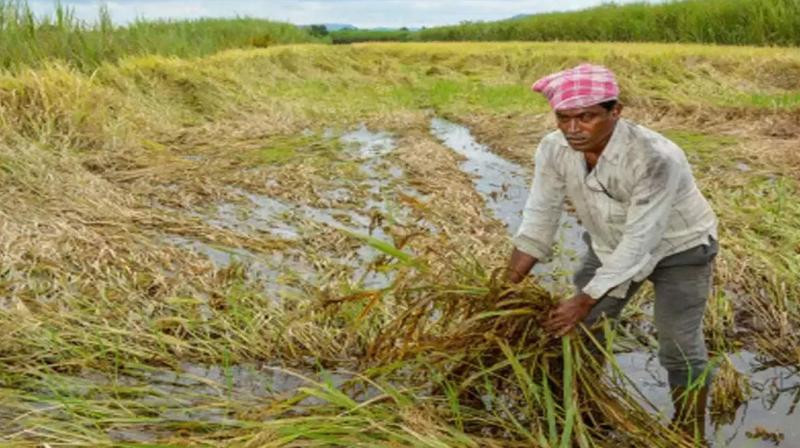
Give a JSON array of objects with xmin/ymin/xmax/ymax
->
[{"xmin": 611, "ymin": 102, "xmax": 623, "ymax": 119}]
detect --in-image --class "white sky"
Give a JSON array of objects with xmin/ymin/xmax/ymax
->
[{"xmin": 28, "ymin": 0, "xmax": 660, "ymax": 28}]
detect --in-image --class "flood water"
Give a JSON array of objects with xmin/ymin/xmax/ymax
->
[
  {"xmin": 168, "ymin": 125, "xmax": 428, "ymax": 291},
  {"xmin": 619, "ymin": 351, "xmax": 800, "ymax": 447},
  {"xmin": 100, "ymin": 362, "xmax": 374, "ymax": 443}
]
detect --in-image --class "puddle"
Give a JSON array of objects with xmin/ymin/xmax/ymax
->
[
  {"xmin": 169, "ymin": 126, "xmax": 430, "ymax": 291},
  {"xmin": 430, "ymin": 117, "xmax": 529, "ymax": 230},
  {"xmin": 341, "ymin": 124, "xmax": 395, "ymax": 159},
  {"xmin": 616, "ymin": 351, "xmax": 800, "ymax": 447},
  {"xmin": 342, "ymin": 125, "xmax": 409, "ymax": 205},
  {"xmin": 320, "ymin": 187, "xmax": 355, "ymax": 205},
  {"xmin": 96, "ymin": 362, "xmax": 377, "ymax": 442},
  {"xmin": 203, "ymin": 191, "xmax": 299, "ymax": 239},
  {"xmin": 140, "ymin": 362, "xmax": 337, "ymax": 400},
  {"xmin": 203, "ymin": 189, "xmax": 385, "ymax": 241},
  {"xmin": 165, "ymin": 235, "xmax": 310, "ymax": 298},
  {"xmin": 430, "ymin": 118, "xmax": 585, "ymax": 288},
  {"xmin": 166, "ymin": 235, "xmax": 259, "ymax": 268},
  {"xmin": 178, "ymin": 193, "xmax": 399, "ymax": 290}
]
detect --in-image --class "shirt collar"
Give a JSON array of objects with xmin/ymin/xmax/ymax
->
[{"xmin": 598, "ymin": 119, "xmax": 630, "ymax": 166}]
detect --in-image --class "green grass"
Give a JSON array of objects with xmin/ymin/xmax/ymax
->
[
  {"xmin": 0, "ymin": 0, "xmax": 324, "ymax": 72},
  {"xmin": 249, "ymin": 135, "xmax": 346, "ymax": 165},
  {"xmin": 2, "ymin": 0, "xmax": 798, "ymax": 79},
  {"xmin": 664, "ymin": 131, "xmax": 739, "ymax": 167},
  {"xmin": 736, "ymin": 92, "xmax": 800, "ymax": 109},
  {"xmin": 329, "ymin": 0, "xmax": 800, "ymax": 47},
  {"xmin": 388, "ymin": 79, "xmax": 543, "ymax": 113}
]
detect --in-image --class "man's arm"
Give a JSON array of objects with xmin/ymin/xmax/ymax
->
[
  {"xmin": 505, "ymin": 248, "xmax": 538, "ymax": 283},
  {"xmin": 508, "ymin": 139, "xmax": 566, "ymax": 281}
]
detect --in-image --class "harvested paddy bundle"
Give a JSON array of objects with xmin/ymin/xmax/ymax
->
[
  {"xmin": 365, "ymin": 271, "xmax": 557, "ymax": 362},
  {"xmin": 324, "ymin": 252, "xmax": 695, "ymax": 447}
]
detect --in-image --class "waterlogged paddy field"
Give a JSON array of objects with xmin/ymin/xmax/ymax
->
[{"xmin": 1, "ymin": 42, "xmax": 800, "ymax": 447}]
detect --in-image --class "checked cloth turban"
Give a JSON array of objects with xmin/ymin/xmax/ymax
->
[{"xmin": 532, "ymin": 64, "xmax": 619, "ymax": 111}]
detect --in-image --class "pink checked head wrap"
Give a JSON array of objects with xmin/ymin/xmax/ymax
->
[{"xmin": 532, "ymin": 64, "xmax": 619, "ymax": 111}]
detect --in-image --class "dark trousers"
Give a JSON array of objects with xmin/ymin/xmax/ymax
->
[{"xmin": 574, "ymin": 233, "xmax": 718, "ymax": 388}]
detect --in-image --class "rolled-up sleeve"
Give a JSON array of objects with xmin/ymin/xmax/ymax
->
[
  {"xmin": 582, "ymin": 153, "xmax": 681, "ymax": 300},
  {"xmin": 512, "ymin": 142, "xmax": 566, "ymax": 260}
]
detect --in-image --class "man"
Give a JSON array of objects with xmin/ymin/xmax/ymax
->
[{"xmin": 505, "ymin": 64, "xmax": 718, "ymax": 440}]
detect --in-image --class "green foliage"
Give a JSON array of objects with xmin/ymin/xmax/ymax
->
[
  {"xmin": 247, "ymin": 134, "xmax": 344, "ymax": 166},
  {"xmin": 415, "ymin": 0, "xmax": 800, "ymax": 46},
  {"xmin": 308, "ymin": 24, "xmax": 329, "ymax": 38},
  {"xmin": 331, "ymin": 29, "xmax": 414, "ymax": 44},
  {"xmin": 0, "ymin": 0, "xmax": 325, "ymax": 71}
]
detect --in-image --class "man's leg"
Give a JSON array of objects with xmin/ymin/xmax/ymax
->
[{"xmin": 650, "ymin": 239, "xmax": 718, "ymax": 442}]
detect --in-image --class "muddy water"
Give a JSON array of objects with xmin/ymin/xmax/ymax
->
[
  {"xmin": 619, "ymin": 351, "xmax": 800, "ymax": 447},
  {"xmin": 431, "ymin": 118, "xmax": 800, "ymax": 447},
  {"xmin": 104, "ymin": 362, "xmax": 375, "ymax": 443},
  {"xmin": 109, "ymin": 127, "xmax": 439, "ymax": 442},
  {"xmin": 169, "ymin": 125, "xmax": 428, "ymax": 292}
]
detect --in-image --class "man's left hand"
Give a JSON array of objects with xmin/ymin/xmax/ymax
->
[{"xmin": 543, "ymin": 292, "xmax": 596, "ymax": 337}]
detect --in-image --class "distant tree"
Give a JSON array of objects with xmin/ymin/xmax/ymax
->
[{"xmin": 308, "ymin": 24, "xmax": 328, "ymax": 37}]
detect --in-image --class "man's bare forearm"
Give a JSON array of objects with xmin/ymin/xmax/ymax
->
[{"xmin": 505, "ymin": 248, "xmax": 538, "ymax": 283}]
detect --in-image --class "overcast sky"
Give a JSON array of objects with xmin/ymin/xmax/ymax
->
[{"xmin": 28, "ymin": 0, "xmax": 658, "ymax": 28}]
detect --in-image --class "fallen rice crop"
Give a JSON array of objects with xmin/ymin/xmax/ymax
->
[{"xmin": 0, "ymin": 41, "xmax": 799, "ymax": 446}]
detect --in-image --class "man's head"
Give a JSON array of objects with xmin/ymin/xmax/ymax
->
[
  {"xmin": 555, "ymin": 100, "xmax": 622, "ymax": 153},
  {"xmin": 532, "ymin": 64, "xmax": 622, "ymax": 153}
]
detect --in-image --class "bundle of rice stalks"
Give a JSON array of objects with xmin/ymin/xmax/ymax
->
[
  {"xmin": 365, "ymin": 269, "xmax": 557, "ymax": 363},
  {"xmin": 322, "ymin": 239, "xmax": 693, "ymax": 447}
]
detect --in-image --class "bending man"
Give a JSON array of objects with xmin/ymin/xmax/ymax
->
[{"xmin": 506, "ymin": 64, "xmax": 718, "ymax": 439}]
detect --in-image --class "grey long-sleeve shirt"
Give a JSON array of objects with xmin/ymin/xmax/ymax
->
[{"xmin": 513, "ymin": 119, "xmax": 718, "ymax": 299}]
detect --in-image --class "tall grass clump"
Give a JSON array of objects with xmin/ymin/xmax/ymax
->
[
  {"xmin": 0, "ymin": 0, "xmax": 324, "ymax": 72},
  {"xmin": 415, "ymin": 0, "xmax": 800, "ymax": 46}
]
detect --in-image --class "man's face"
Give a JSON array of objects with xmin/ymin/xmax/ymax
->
[{"xmin": 555, "ymin": 103, "xmax": 621, "ymax": 153}]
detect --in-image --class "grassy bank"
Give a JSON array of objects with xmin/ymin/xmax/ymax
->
[
  {"xmin": 0, "ymin": 0, "xmax": 323, "ymax": 71},
  {"xmin": 0, "ymin": 42, "xmax": 799, "ymax": 445}
]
